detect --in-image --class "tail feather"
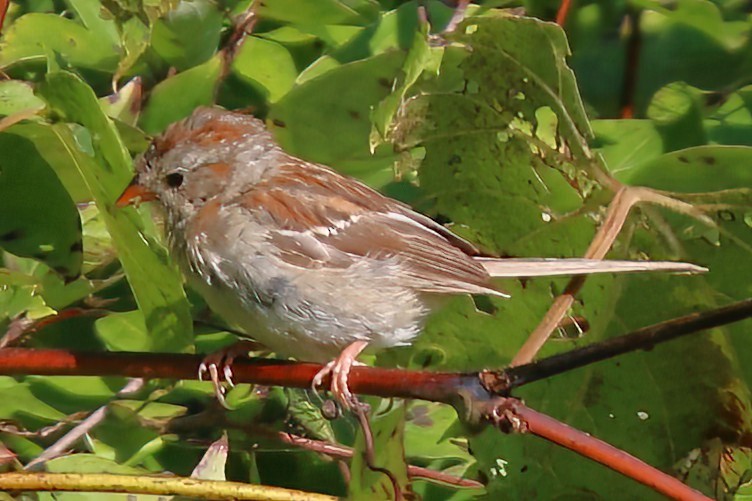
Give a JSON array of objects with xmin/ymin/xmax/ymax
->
[{"xmin": 477, "ymin": 258, "xmax": 707, "ymax": 278}]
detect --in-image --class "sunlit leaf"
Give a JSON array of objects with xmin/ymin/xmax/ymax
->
[{"xmin": 38, "ymin": 71, "xmax": 193, "ymax": 352}]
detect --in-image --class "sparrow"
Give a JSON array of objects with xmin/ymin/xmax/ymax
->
[{"xmin": 116, "ymin": 106, "xmax": 705, "ymax": 408}]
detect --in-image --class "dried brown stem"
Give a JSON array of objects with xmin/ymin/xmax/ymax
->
[
  {"xmin": 511, "ymin": 186, "xmax": 711, "ymax": 366},
  {"xmin": 444, "ymin": 0, "xmax": 471, "ymax": 33},
  {"xmin": 0, "ymin": 472, "xmax": 335, "ymax": 500}
]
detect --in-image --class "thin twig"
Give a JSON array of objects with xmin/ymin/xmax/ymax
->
[
  {"xmin": 354, "ymin": 406, "xmax": 403, "ymax": 501},
  {"xmin": 25, "ymin": 379, "xmax": 145, "ymax": 470},
  {"xmin": 482, "ymin": 398, "xmax": 711, "ymax": 501},
  {"xmin": 218, "ymin": 0, "xmax": 259, "ymax": 81},
  {"xmin": 482, "ymin": 297, "xmax": 752, "ymax": 394},
  {"xmin": 0, "ymin": 108, "xmax": 40, "ymax": 132},
  {"xmin": 1, "ymin": 308, "xmax": 109, "ymax": 349},
  {"xmin": 278, "ymin": 432, "xmax": 483, "ymax": 489}
]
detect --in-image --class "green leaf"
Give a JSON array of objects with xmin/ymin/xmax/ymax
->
[
  {"xmin": 38, "ymin": 71, "xmax": 193, "ymax": 352},
  {"xmin": 230, "ymin": 37, "xmax": 298, "ymax": 103},
  {"xmin": 27, "ymin": 375, "xmax": 118, "ymax": 413},
  {"xmin": 65, "ymin": 0, "xmax": 120, "ymax": 47},
  {"xmin": 625, "ymin": 145, "xmax": 752, "ymax": 192},
  {"xmin": 95, "ymin": 310, "xmax": 151, "ymax": 352},
  {"xmin": 1, "ymin": 122, "xmax": 90, "ymax": 202},
  {"xmin": 45, "ymin": 453, "xmax": 147, "ymax": 474},
  {"xmin": 334, "ymin": 1, "xmax": 454, "ymax": 63},
  {"xmin": 0, "ymin": 274, "xmax": 54, "ymax": 321},
  {"xmin": 269, "ymin": 50, "xmax": 405, "ymax": 183},
  {"xmin": 0, "ymin": 377, "xmax": 66, "ymax": 426},
  {"xmin": 405, "ymin": 402, "xmax": 472, "ymax": 463},
  {"xmin": 646, "ymin": 81, "xmax": 707, "ymax": 151},
  {"xmin": 633, "ymin": 0, "xmax": 752, "ymax": 112},
  {"xmin": 287, "ymin": 391, "xmax": 336, "ymax": 443},
  {"xmin": 0, "ymin": 80, "xmax": 46, "ymax": 117},
  {"xmin": 592, "ymin": 119, "xmax": 663, "ymax": 178},
  {"xmin": 0, "ymin": 13, "xmax": 120, "ymax": 72},
  {"xmin": 0, "ymin": 128, "xmax": 83, "ymax": 280},
  {"xmin": 140, "ymin": 54, "xmax": 222, "ymax": 134},
  {"xmin": 150, "ymin": 0, "xmax": 223, "ymax": 71},
  {"xmin": 258, "ymin": 0, "xmax": 368, "ymax": 25},
  {"xmin": 705, "ymin": 85, "xmax": 752, "ymax": 147},
  {"xmin": 369, "ymin": 21, "xmax": 435, "ymax": 147}
]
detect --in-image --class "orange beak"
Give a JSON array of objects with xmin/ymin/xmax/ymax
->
[{"xmin": 116, "ymin": 180, "xmax": 157, "ymax": 208}]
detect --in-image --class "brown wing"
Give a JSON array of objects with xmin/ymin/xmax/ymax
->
[{"xmin": 231, "ymin": 161, "xmax": 506, "ymax": 297}]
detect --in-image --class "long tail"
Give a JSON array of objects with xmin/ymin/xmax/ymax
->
[{"xmin": 477, "ymin": 258, "xmax": 707, "ymax": 278}]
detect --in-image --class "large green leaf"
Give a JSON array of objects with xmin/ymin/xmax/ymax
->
[
  {"xmin": 0, "ymin": 129, "xmax": 82, "ymax": 280},
  {"xmin": 625, "ymin": 145, "xmax": 752, "ymax": 192},
  {"xmin": 150, "ymin": 0, "xmax": 223, "ymax": 71},
  {"xmin": 371, "ymin": 12, "xmax": 752, "ymax": 498},
  {"xmin": 0, "ymin": 13, "xmax": 120, "ymax": 73},
  {"xmin": 269, "ymin": 50, "xmax": 406, "ymax": 186},
  {"xmin": 230, "ymin": 37, "xmax": 298, "ymax": 104},
  {"xmin": 0, "ymin": 80, "xmax": 46, "ymax": 116},
  {"xmin": 634, "ymin": 0, "xmax": 752, "ymax": 113},
  {"xmin": 140, "ymin": 54, "xmax": 223, "ymax": 134},
  {"xmin": 38, "ymin": 71, "xmax": 193, "ymax": 353}
]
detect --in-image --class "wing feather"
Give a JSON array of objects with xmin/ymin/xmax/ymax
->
[{"xmin": 230, "ymin": 162, "xmax": 507, "ymax": 297}]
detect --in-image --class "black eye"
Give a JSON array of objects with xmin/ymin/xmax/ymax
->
[{"xmin": 165, "ymin": 172, "xmax": 184, "ymax": 188}]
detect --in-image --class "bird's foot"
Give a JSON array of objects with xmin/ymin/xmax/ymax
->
[
  {"xmin": 312, "ymin": 340, "xmax": 369, "ymax": 412},
  {"xmin": 198, "ymin": 340, "xmax": 265, "ymax": 408}
]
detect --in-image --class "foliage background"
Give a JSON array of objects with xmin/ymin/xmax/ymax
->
[{"xmin": 0, "ymin": 0, "xmax": 751, "ymax": 498}]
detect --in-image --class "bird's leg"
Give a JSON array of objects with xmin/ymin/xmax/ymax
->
[
  {"xmin": 198, "ymin": 340, "xmax": 266, "ymax": 408},
  {"xmin": 312, "ymin": 340, "xmax": 369, "ymax": 412}
]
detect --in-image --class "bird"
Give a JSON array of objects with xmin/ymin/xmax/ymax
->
[{"xmin": 116, "ymin": 106, "xmax": 705, "ymax": 409}]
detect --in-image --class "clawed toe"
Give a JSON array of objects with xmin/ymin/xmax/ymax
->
[
  {"xmin": 312, "ymin": 341, "xmax": 369, "ymax": 412},
  {"xmin": 198, "ymin": 340, "xmax": 263, "ymax": 408},
  {"xmin": 198, "ymin": 361, "xmax": 230, "ymax": 408}
]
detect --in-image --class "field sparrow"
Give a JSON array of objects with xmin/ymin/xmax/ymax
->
[{"xmin": 117, "ymin": 107, "xmax": 705, "ymax": 408}]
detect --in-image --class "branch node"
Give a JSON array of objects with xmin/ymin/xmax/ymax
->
[
  {"xmin": 485, "ymin": 398, "xmax": 529, "ymax": 435},
  {"xmin": 478, "ymin": 369, "xmax": 511, "ymax": 396}
]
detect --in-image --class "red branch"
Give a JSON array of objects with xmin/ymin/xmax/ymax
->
[
  {"xmin": 620, "ymin": 11, "xmax": 642, "ymax": 118},
  {"xmin": 0, "ymin": 348, "xmax": 708, "ymax": 499},
  {"xmin": 556, "ymin": 0, "xmax": 573, "ymax": 26},
  {"xmin": 0, "ymin": 348, "xmax": 474, "ymax": 403},
  {"xmin": 485, "ymin": 399, "xmax": 711, "ymax": 501},
  {"xmin": 0, "ymin": 0, "xmax": 8, "ymax": 34}
]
